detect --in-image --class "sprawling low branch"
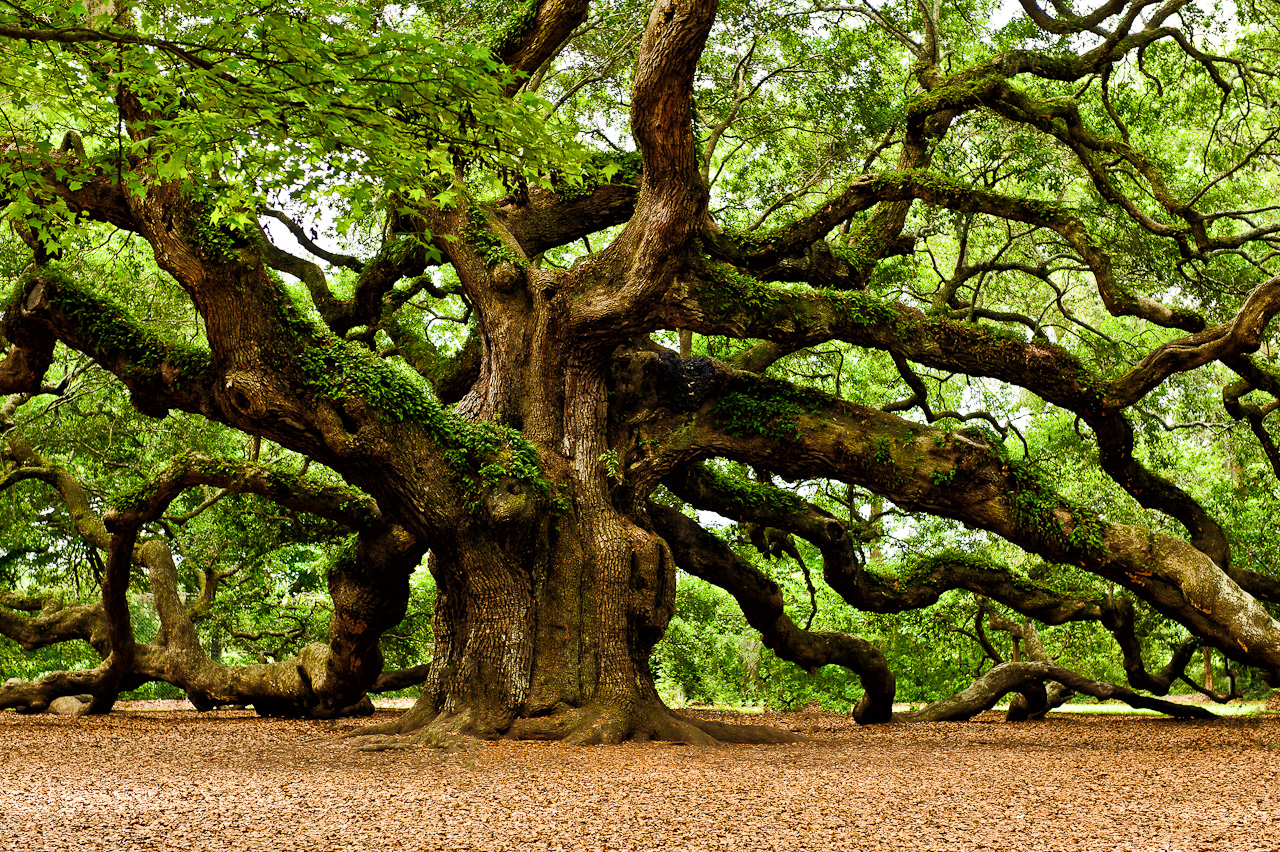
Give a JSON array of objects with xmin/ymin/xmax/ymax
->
[
  {"xmin": 659, "ymin": 268, "xmax": 1237, "ymax": 566},
  {"xmin": 652, "ymin": 475, "xmax": 1215, "ymax": 723},
  {"xmin": 8, "ymin": 268, "xmax": 219, "ymax": 419},
  {"xmin": 0, "ymin": 594, "xmax": 109, "ymax": 655},
  {"xmin": 0, "ymin": 148, "xmax": 138, "ymax": 232},
  {"xmin": 118, "ymin": 452, "xmax": 386, "ymax": 532},
  {"xmin": 8, "ymin": 244, "xmax": 481, "ymax": 540},
  {"xmin": 614, "ymin": 353, "xmax": 1280, "ymax": 675},
  {"xmin": 678, "ymin": 317, "xmax": 1258, "ymax": 580},
  {"xmin": 900, "ymin": 659, "xmax": 1216, "ymax": 722},
  {"xmin": 0, "ymin": 442, "xmax": 424, "ymax": 716},
  {"xmin": 649, "ymin": 502, "xmax": 896, "ymax": 723},
  {"xmin": 665, "ymin": 461, "xmax": 1209, "ymax": 694},
  {"xmin": 665, "ymin": 465, "xmax": 1105, "ymax": 622}
]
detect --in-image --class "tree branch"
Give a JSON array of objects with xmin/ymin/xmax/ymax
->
[
  {"xmin": 615, "ymin": 354, "xmax": 1280, "ymax": 676},
  {"xmin": 649, "ymin": 502, "xmax": 896, "ymax": 724}
]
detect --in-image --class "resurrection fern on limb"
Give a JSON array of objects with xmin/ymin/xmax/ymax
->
[{"xmin": 1, "ymin": 0, "xmax": 1279, "ymax": 742}]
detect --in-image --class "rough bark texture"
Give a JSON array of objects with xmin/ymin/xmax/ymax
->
[{"xmin": 3, "ymin": 0, "xmax": 1280, "ymax": 742}]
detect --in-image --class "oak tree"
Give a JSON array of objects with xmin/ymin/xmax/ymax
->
[{"xmin": 2, "ymin": 0, "xmax": 1279, "ymax": 742}]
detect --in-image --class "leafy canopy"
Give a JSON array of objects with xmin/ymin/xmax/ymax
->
[{"xmin": 0, "ymin": 0, "xmax": 590, "ymax": 243}]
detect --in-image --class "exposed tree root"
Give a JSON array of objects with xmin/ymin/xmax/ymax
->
[
  {"xmin": 344, "ymin": 698, "xmax": 805, "ymax": 749},
  {"xmin": 678, "ymin": 714, "xmax": 806, "ymax": 744},
  {"xmin": 348, "ymin": 711, "xmax": 486, "ymax": 754},
  {"xmin": 339, "ymin": 693, "xmax": 441, "ymax": 740}
]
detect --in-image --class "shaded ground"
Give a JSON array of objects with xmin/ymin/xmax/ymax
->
[{"xmin": 1, "ymin": 705, "xmax": 1278, "ymax": 851}]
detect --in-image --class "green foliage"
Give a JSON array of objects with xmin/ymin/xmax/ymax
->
[
  {"xmin": 929, "ymin": 467, "xmax": 956, "ymax": 485},
  {"xmin": 181, "ymin": 183, "xmax": 246, "ymax": 264},
  {"xmin": 598, "ymin": 449, "xmax": 623, "ymax": 483},
  {"xmin": 1, "ymin": 0, "xmax": 592, "ymax": 246},
  {"xmin": 378, "ymin": 563, "xmax": 435, "ymax": 680},
  {"xmin": 120, "ymin": 680, "xmax": 187, "ymax": 700},
  {"xmin": 652, "ymin": 576, "xmax": 761, "ymax": 705},
  {"xmin": 0, "ymin": 634, "xmax": 98, "ymax": 682},
  {"xmin": 446, "ymin": 420, "xmax": 556, "ymax": 511},
  {"xmin": 25, "ymin": 266, "xmax": 213, "ymax": 387},
  {"xmin": 872, "ymin": 436, "xmax": 893, "ymax": 464},
  {"xmin": 994, "ymin": 442, "xmax": 1108, "ymax": 556},
  {"xmin": 712, "ymin": 385, "xmax": 826, "ymax": 442},
  {"xmin": 551, "ymin": 150, "xmax": 642, "ymax": 201},
  {"xmin": 653, "ymin": 571, "xmax": 987, "ymax": 709}
]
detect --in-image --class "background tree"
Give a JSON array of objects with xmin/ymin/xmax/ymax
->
[{"xmin": 1, "ymin": 0, "xmax": 1279, "ymax": 743}]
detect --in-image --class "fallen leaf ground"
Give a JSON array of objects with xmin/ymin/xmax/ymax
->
[{"xmin": 2, "ymin": 705, "xmax": 1278, "ymax": 851}]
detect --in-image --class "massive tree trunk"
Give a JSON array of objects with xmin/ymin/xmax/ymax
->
[
  {"xmin": 365, "ymin": 506, "xmax": 794, "ymax": 743},
  {"xmin": 354, "ymin": 310, "xmax": 790, "ymax": 742},
  {"xmin": 390, "ymin": 507, "xmax": 687, "ymax": 743},
  {"xmin": 348, "ymin": 0, "xmax": 792, "ymax": 743},
  {"xmin": 5, "ymin": 0, "xmax": 1280, "ymax": 742}
]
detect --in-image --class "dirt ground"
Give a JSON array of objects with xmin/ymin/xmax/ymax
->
[{"xmin": 1, "ymin": 704, "xmax": 1278, "ymax": 852}]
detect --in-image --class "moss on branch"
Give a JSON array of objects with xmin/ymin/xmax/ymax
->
[
  {"xmin": 276, "ymin": 285, "xmax": 548, "ymax": 516},
  {"xmin": 17, "ymin": 268, "xmax": 213, "ymax": 416},
  {"xmin": 711, "ymin": 382, "xmax": 829, "ymax": 442},
  {"xmin": 671, "ymin": 463, "xmax": 805, "ymax": 516}
]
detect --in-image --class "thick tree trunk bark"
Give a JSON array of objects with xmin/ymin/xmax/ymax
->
[
  {"xmin": 351, "ymin": 349, "xmax": 792, "ymax": 744},
  {"xmin": 361, "ymin": 499, "xmax": 736, "ymax": 744},
  {"xmin": 356, "ymin": 506, "xmax": 798, "ymax": 745}
]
